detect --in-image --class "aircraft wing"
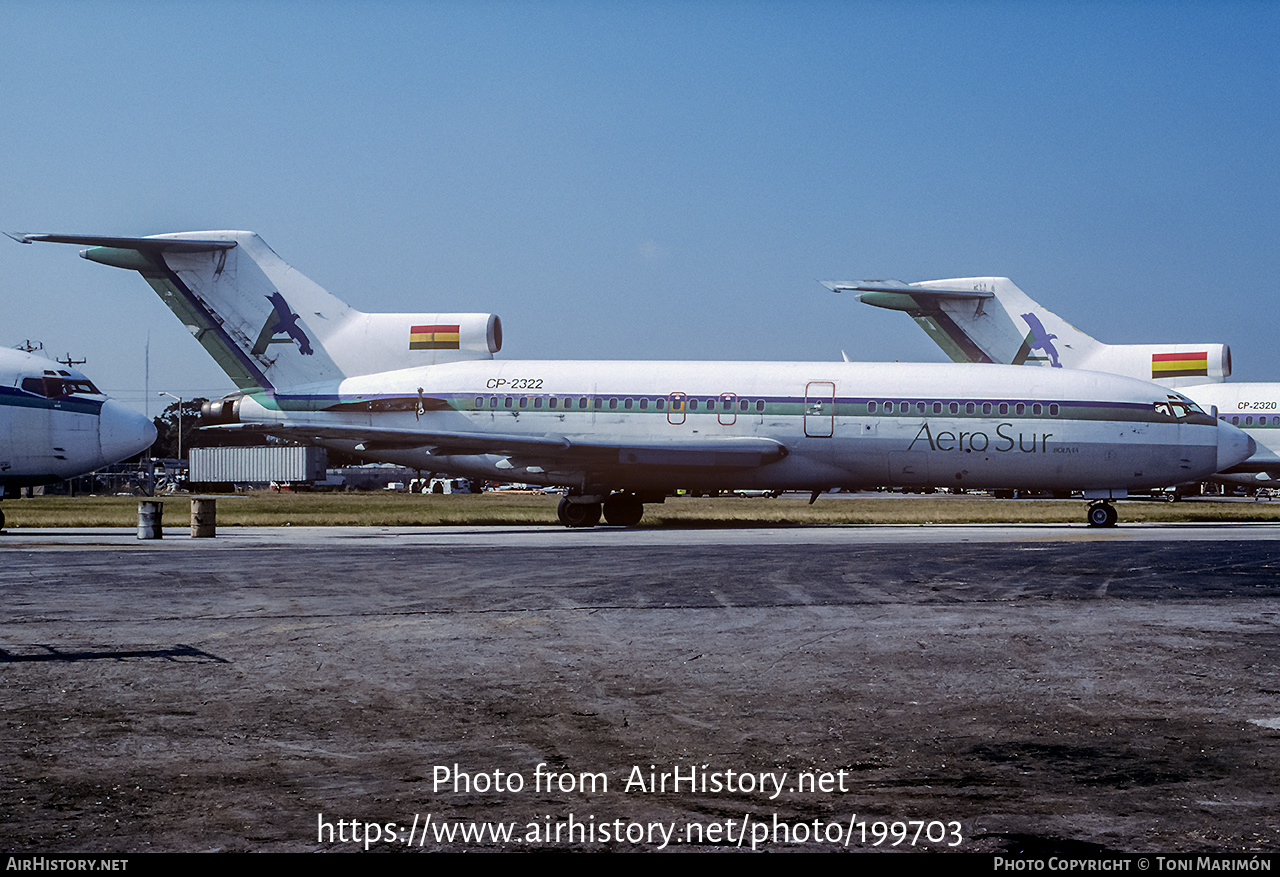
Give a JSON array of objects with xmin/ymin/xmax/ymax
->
[{"xmin": 204, "ymin": 423, "xmax": 787, "ymax": 468}]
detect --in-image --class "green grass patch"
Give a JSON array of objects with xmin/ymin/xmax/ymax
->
[{"xmin": 4, "ymin": 491, "xmax": 1280, "ymax": 528}]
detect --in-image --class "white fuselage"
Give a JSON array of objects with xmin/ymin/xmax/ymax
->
[
  {"xmin": 0, "ymin": 349, "xmax": 157, "ymax": 489},
  {"xmin": 233, "ymin": 360, "xmax": 1253, "ymax": 494}
]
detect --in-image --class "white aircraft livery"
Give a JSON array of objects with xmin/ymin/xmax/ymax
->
[
  {"xmin": 11, "ymin": 231, "xmax": 1255, "ymax": 527},
  {"xmin": 830, "ymin": 277, "xmax": 1278, "ymax": 488},
  {"xmin": 0, "ymin": 346, "xmax": 156, "ymax": 526}
]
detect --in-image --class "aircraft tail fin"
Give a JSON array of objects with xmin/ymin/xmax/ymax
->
[
  {"xmin": 825, "ymin": 277, "xmax": 1229, "ymax": 387},
  {"xmin": 10, "ymin": 231, "xmax": 502, "ymax": 392}
]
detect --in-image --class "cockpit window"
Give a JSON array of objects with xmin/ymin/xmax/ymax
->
[
  {"xmin": 1154, "ymin": 395, "xmax": 1211, "ymax": 424},
  {"xmin": 21, "ymin": 376, "xmax": 101, "ymax": 398}
]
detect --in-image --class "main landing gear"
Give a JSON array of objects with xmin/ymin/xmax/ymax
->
[
  {"xmin": 557, "ymin": 498, "xmax": 601, "ymax": 528},
  {"xmin": 557, "ymin": 492, "xmax": 648, "ymax": 528},
  {"xmin": 1086, "ymin": 500, "xmax": 1118, "ymax": 528}
]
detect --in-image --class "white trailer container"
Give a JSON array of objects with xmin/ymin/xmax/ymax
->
[{"xmin": 190, "ymin": 446, "xmax": 327, "ymax": 485}]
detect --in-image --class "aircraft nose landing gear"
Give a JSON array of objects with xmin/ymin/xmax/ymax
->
[{"xmin": 1086, "ymin": 500, "xmax": 1118, "ymax": 528}]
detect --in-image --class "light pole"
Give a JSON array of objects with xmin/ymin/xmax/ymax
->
[{"xmin": 158, "ymin": 392, "xmax": 183, "ymax": 460}]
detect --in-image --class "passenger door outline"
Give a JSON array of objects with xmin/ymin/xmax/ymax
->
[
  {"xmin": 804, "ymin": 381, "xmax": 835, "ymax": 437},
  {"xmin": 667, "ymin": 392, "xmax": 686, "ymax": 425}
]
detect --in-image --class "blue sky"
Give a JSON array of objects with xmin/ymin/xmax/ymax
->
[{"xmin": 3, "ymin": 1, "xmax": 1278, "ymax": 415}]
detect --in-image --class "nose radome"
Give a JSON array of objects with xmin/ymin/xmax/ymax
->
[
  {"xmin": 99, "ymin": 401, "xmax": 157, "ymax": 464},
  {"xmin": 1217, "ymin": 421, "xmax": 1256, "ymax": 473}
]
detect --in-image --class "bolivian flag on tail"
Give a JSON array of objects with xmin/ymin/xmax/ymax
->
[
  {"xmin": 409, "ymin": 324, "xmax": 461, "ymax": 350},
  {"xmin": 1151, "ymin": 351, "xmax": 1208, "ymax": 379}
]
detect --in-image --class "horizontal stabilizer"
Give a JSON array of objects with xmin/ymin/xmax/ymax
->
[
  {"xmin": 822, "ymin": 280, "xmax": 994, "ymax": 301},
  {"xmin": 7, "ymin": 232, "xmax": 236, "ymax": 253}
]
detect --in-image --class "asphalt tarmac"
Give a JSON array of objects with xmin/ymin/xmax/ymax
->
[{"xmin": 3, "ymin": 524, "xmax": 1279, "ymax": 853}]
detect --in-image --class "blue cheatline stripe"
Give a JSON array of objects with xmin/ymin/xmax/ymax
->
[{"xmin": 0, "ymin": 386, "xmax": 105, "ymax": 415}]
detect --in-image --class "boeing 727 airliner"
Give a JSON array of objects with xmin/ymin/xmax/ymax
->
[
  {"xmin": 1, "ymin": 346, "xmax": 156, "ymax": 528},
  {"xmin": 11, "ymin": 231, "xmax": 1255, "ymax": 527}
]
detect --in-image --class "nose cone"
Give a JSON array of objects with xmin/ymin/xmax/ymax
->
[
  {"xmin": 99, "ymin": 400, "xmax": 157, "ymax": 464},
  {"xmin": 1217, "ymin": 421, "xmax": 1257, "ymax": 473}
]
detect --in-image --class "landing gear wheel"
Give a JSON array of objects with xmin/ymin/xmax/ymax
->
[
  {"xmin": 1086, "ymin": 501, "xmax": 1117, "ymax": 528},
  {"xmin": 557, "ymin": 497, "xmax": 601, "ymax": 528},
  {"xmin": 602, "ymin": 494, "xmax": 644, "ymax": 527}
]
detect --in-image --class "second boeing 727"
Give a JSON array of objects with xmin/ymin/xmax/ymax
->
[
  {"xmin": 832, "ymin": 276, "xmax": 1278, "ymax": 489},
  {"xmin": 12, "ymin": 231, "xmax": 1255, "ymax": 526}
]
